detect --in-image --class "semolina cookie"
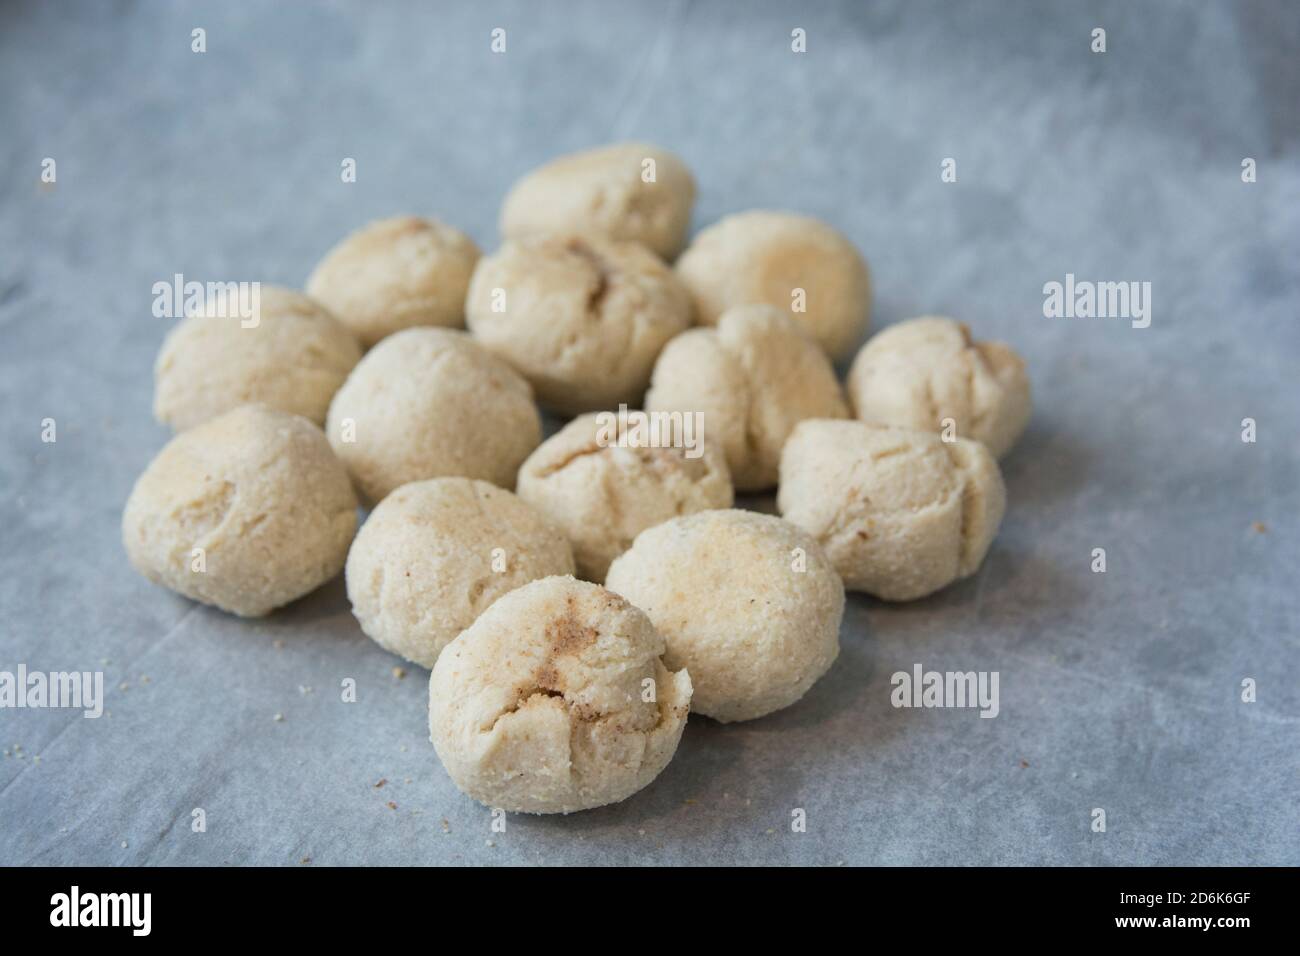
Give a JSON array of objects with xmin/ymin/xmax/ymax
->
[
  {"xmin": 605, "ymin": 510, "xmax": 843, "ymax": 723},
  {"xmin": 326, "ymin": 328, "xmax": 540, "ymax": 504},
  {"xmin": 428, "ymin": 575, "xmax": 692, "ymax": 814},
  {"xmin": 499, "ymin": 142, "xmax": 696, "ymax": 260},
  {"xmin": 346, "ymin": 478, "xmax": 574, "ymax": 669},
  {"xmin": 466, "ymin": 234, "xmax": 692, "ymax": 415},
  {"xmin": 644, "ymin": 304, "xmax": 848, "ymax": 492},
  {"xmin": 777, "ymin": 420, "xmax": 1006, "ymax": 601},
  {"xmin": 847, "ymin": 316, "xmax": 1031, "ymax": 458},
  {"xmin": 306, "ymin": 215, "xmax": 480, "ymax": 348},
  {"xmin": 153, "ymin": 285, "xmax": 361, "ymax": 431},
  {"xmin": 674, "ymin": 210, "xmax": 871, "ymax": 359},
  {"xmin": 122, "ymin": 404, "xmax": 357, "ymax": 617},
  {"xmin": 516, "ymin": 411, "xmax": 732, "ymax": 582}
]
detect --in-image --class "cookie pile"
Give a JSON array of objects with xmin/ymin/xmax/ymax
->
[{"xmin": 122, "ymin": 142, "xmax": 1032, "ymax": 814}]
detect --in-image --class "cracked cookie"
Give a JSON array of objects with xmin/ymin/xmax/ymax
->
[
  {"xmin": 465, "ymin": 234, "xmax": 692, "ymax": 415},
  {"xmin": 516, "ymin": 411, "xmax": 732, "ymax": 582},
  {"xmin": 847, "ymin": 316, "xmax": 1031, "ymax": 458},
  {"xmin": 499, "ymin": 142, "xmax": 696, "ymax": 261},
  {"xmin": 645, "ymin": 304, "xmax": 848, "ymax": 492},
  {"xmin": 428, "ymin": 575, "xmax": 692, "ymax": 814},
  {"xmin": 777, "ymin": 420, "xmax": 1006, "ymax": 600}
]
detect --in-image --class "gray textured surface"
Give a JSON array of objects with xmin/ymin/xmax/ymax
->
[{"xmin": 2, "ymin": 0, "xmax": 1297, "ymax": 866}]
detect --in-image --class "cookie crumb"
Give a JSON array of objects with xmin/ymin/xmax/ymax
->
[
  {"xmin": 392, "ymin": 666, "xmax": 407, "ymax": 680},
  {"xmin": 374, "ymin": 778, "xmax": 387, "ymax": 789},
  {"xmin": 1252, "ymin": 521, "xmax": 1268, "ymax": 534}
]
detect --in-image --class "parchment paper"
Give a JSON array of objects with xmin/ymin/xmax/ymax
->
[{"xmin": 1, "ymin": 0, "xmax": 1296, "ymax": 865}]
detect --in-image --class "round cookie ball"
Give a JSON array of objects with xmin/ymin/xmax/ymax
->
[
  {"xmin": 516, "ymin": 411, "xmax": 733, "ymax": 582},
  {"xmin": 466, "ymin": 234, "xmax": 693, "ymax": 415},
  {"xmin": 346, "ymin": 478, "xmax": 575, "ymax": 669},
  {"xmin": 777, "ymin": 420, "xmax": 1006, "ymax": 601},
  {"xmin": 499, "ymin": 142, "xmax": 695, "ymax": 261},
  {"xmin": 605, "ymin": 510, "xmax": 843, "ymax": 723},
  {"xmin": 428, "ymin": 575, "xmax": 692, "ymax": 814},
  {"xmin": 325, "ymin": 328, "xmax": 541, "ymax": 504},
  {"xmin": 122, "ymin": 404, "xmax": 357, "ymax": 617},
  {"xmin": 847, "ymin": 316, "xmax": 1031, "ymax": 458},
  {"xmin": 674, "ymin": 210, "xmax": 871, "ymax": 359},
  {"xmin": 644, "ymin": 304, "xmax": 848, "ymax": 492},
  {"xmin": 306, "ymin": 215, "xmax": 480, "ymax": 348},
  {"xmin": 153, "ymin": 285, "xmax": 361, "ymax": 431}
]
